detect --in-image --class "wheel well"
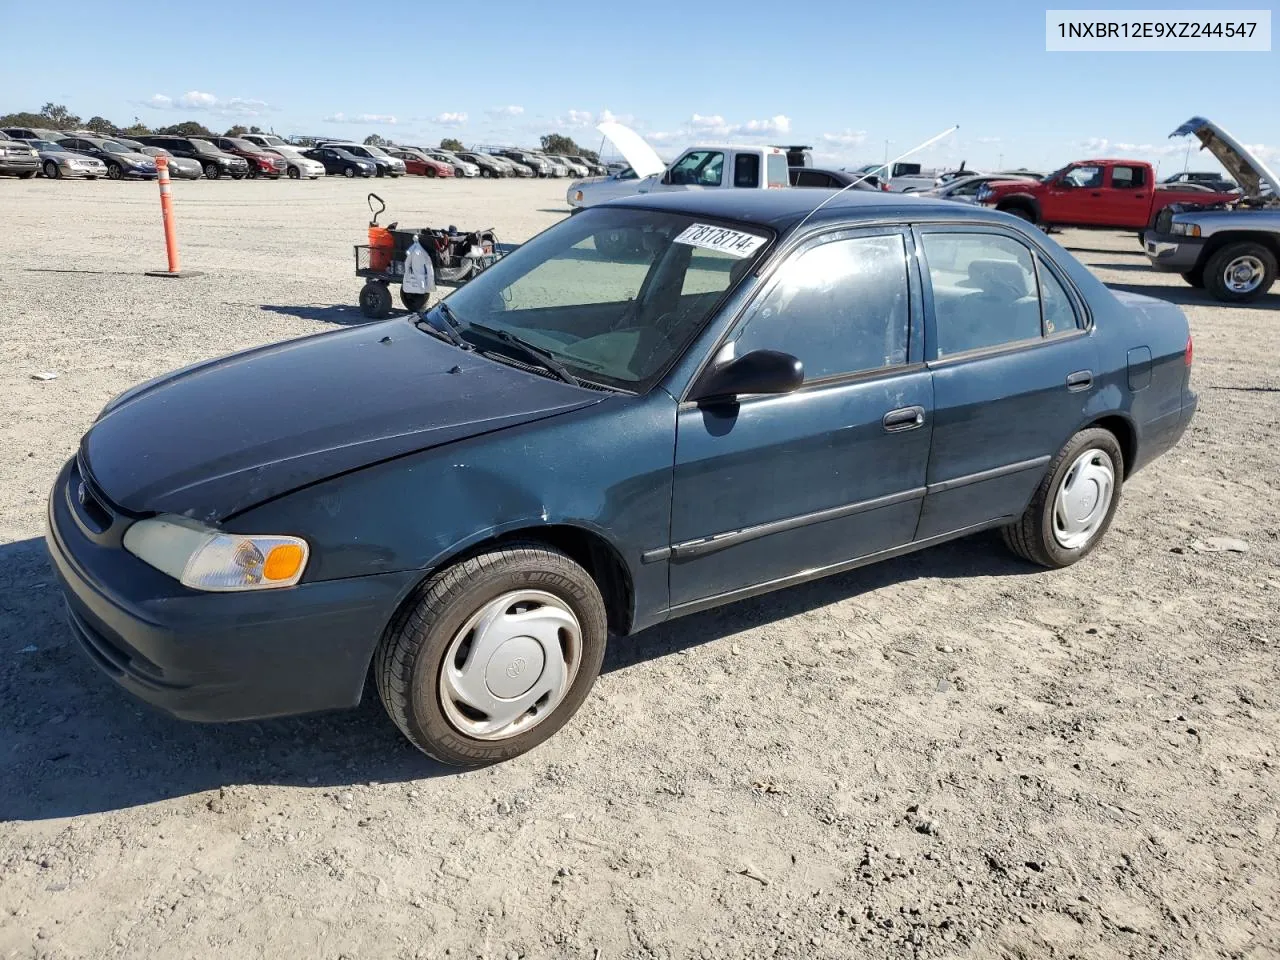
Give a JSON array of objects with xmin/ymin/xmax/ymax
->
[
  {"xmin": 1088, "ymin": 415, "xmax": 1136, "ymax": 478},
  {"xmin": 1200, "ymin": 231, "xmax": 1280, "ymax": 265},
  {"xmin": 470, "ymin": 525, "xmax": 635, "ymax": 635},
  {"xmin": 996, "ymin": 196, "xmax": 1039, "ymax": 220}
]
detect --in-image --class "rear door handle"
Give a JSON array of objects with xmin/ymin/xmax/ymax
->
[
  {"xmin": 1066, "ymin": 370, "xmax": 1093, "ymax": 392},
  {"xmin": 882, "ymin": 406, "xmax": 926, "ymax": 433}
]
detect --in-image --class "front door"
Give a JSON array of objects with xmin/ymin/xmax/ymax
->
[
  {"xmin": 1040, "ymin": 163, "xmax": 1108, "ymax": 224},
  {"xmin": 913, "ymin": 225, "xmax": 1098, "ymax": 539},
  {"xmin": 668, "ymin": 227, "xmax": 933, "ymax": 610}
]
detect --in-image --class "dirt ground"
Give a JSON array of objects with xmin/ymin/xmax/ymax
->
[{"xmin": 1, "ymin": 176, "xmax": 1277, "ymax": 960}]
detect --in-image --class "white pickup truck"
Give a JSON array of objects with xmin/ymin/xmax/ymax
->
[{"xmin": 567, "ymin": 122, "xmax": 789, "ymax": 212}]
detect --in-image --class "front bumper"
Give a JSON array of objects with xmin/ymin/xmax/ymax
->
[
  {"xmin": 46, "ymin": 457, "xmax": 417, "ymax": 722},
  {"xmin": 1142, "ymin": 230, "xmax": 1205, "ymax": 273},
  {"xmin": 0, "ymin": 158, "xmax": 40, "ymax": 175}
]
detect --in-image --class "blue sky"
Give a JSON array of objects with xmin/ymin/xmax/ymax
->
[{"xmin": 2, "ymin": 0, "xmax": 1275, "ymax": 175}]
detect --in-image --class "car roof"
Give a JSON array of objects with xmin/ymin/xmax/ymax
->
[{"xmin": 608, "ymin": 188, "xmax": 973, "ymax": 232}]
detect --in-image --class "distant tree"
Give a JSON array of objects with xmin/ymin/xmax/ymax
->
[
  {"xmin": 224, "ymin": 124, "xmax": 248, "ymax": 137},
  {"xmin": 578, "ymin": 147, "xmax": 600, "ymax": 162},
  {"xmin": 541, "ymin": 134, "xmax": 583, "ymax": 156},
  {"xmin": 85, "ymin": 116, "xmax": 117, "ymax": 135},
  {"xmin": 363, "ymin": 133, "xmax": 390, "ymax": 147},
  {"xmin": 248, "ymin": 125, "xmax": 264, "ymax": 134},
  {"xmin": 0, "ymin": 110, "xmax": 51, "ymax": 129},
  {"xmin": 156, "ymin": 120, "xmax": 215, "ymax": 137},
  {"xmin": 440, "ymin": 137, "xmax": 465, "ymax": 152},
  {"xmin": 120, "ymin": 120, "xmax": 152, "ymax": 136},
  {"xmin": 40, "ymin": 103, "xmax": 81, "ymax": 129}
]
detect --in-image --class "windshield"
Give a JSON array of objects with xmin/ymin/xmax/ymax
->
[
  {"xmin": 230, "ymin": 138, "xmax": 263, "ymax": 153},
  {"xmin": 439, "ymin": 207, "xmax": 770, "ymax": 392},
  {"xmin": 30, "ymin": 140, "xmax": 62, "ymax": 150},
  {"xmin": 272, "ymin": 145, "xmax": 300, "ymax": 157},
  {"xmin": 362, "ymin": 145, "xmax": 389, "ymax": 157},
  {"xmin": 190, "ymin": 139, "xmax": 218, "ymax": 152},
  {"xmin": 103, "ymin": 141, "xmax": 131, "ymax": 154}
]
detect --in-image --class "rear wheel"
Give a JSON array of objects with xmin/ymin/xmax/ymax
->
[
  {"xmin": 43, "ymin": 161, "xmax": 60, "ymax": 179},
  {"xmin": 203, "ymin": 162, "xmax": 221, "ymax": 180},
  {"xmin": 373, "ymin": 543, "xmax": 608, "ymax": 767},
  {"xmin": 1203, "ymin": 242, "xmax": 1277, "ymax": 303},
  {"xmin": 1003, "ymin": 428, "xmax": 1123, "ymax": 568},
  {"xmin": 358, "ymin": 280, "xmax": 393, "ymax": 319}
]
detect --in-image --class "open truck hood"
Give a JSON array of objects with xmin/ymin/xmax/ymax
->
[
  {"xmin": 1170, "ymin": 116, "xmax": 1279, "ymax": 200},
  {"xmin": 596, "ymin": 121, "xmax": 666, "ymax": 179}
]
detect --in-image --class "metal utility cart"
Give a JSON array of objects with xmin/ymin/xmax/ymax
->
[{"xmin": 354, "ymin": 194, "xmax": 508, "ymax": 319}]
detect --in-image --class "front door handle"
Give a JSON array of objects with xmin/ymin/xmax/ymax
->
[
  {"xmin": 1066, "ymin": 370, "xmax": 1093, "ymax": 392},
  {"xmin": 882, "ymin": 406, "xmax": 926, "ymax": 433},
  {"xmin": 1089, "ymin": 191, "xmax": 1102, "ymax": 197}
]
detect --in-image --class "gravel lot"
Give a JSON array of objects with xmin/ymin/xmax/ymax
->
[{"xmin": 1, "ymin": 176, "xmax": 1277, "ymax": 960}]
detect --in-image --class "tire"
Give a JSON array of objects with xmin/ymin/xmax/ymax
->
[
  {"xmin": 204, "ymin": 163, "xmax": 221, "ymax": 180},
  {"xmin": 1001, "ymin": 205, "xmax": 1034, "ymax": 223},
  {"xmin": 400, "ymin": 289, "xmax": 428, "ymax": 313},
  {"xmin": 1002, "ymin": 427, "xmax": 1124, "ymax": 569},
  {"xmin": 43, "ymin": 161, "xmax": 60, "ymax": 179},
  {"xmin": 1181, "ymin": 266, "xmax": 1206, "ymax": 288},
  {"xmin": 373, "ymin": 543, "xmax": 608, "ymax": 767},
  {"xmin": 1203, "ymin": 242, "xmax": 1277, "ymax": 303},
  {"xmin": 231, "ymin": 170, "xmax": 246, "ymax": 181},
  {"xmin": 425, "ymin": 168, "xmax": 436, "ymax": 178},
  {"xmin": 480, "ymin": 168, "xmax": 491, "ymax": 178},
  {"xmin": 287, "ymin": 165, "xmax": 300, "ymax": 180},
  {"xmin": 343, "ymin": 166, "xmax": 356, "ymax": 178},
  {"xmin": 375, "ymin": 167, "xmax": 385, "ymax": 178},
  {"xmin": 106, "ymin": 163, "xmax": 123, "ymax": 181},
  {"xmin": 358, "ymin": 281, "xmax": 393, "ymax": 319}
]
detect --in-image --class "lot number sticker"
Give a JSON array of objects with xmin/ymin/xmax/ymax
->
[{"xmin": 674, "ymin": 223, "xmax": 766, "ymax": 258}]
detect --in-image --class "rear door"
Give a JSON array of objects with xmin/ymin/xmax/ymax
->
[
  {"xmin": 914, "ymin": 225, "xmax": 1097, "ymax": 539},
  {"xmin": 1100, "ymin": 164, "xmax": 1152, "ymax": 228},
  {"xmin": 668, "ymin": 227, "xmax": 932, "ymax": 609}
]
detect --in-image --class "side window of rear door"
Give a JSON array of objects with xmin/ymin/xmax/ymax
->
[
  {"xmin": 1110, "ymin": 165, "xmax": 1145, "ymax": 190},
  {"xmin": 733, "ymin": 153, "xmax": 760, "ymax": 188},
  {"xmin": 919, "ymin": 232, "xmax": 1042, "ymax": 357},
  {"xmin": 729, "ymin": 231, "xmax": 913, "ymax": 381}
]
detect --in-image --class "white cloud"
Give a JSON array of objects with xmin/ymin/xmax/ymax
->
[
  {"xmin": 821, "ymin": 129, "xmax": 867, "ymax": 147},
  {"xmin": 1116, "ymin": 141, "xmax": 1186, "ymax": 157},
  {"xmin": 1244, "ymin": 142, "xmax": 1279, "ymax": 162},
  {"xmin": 974, "ymin": 136, "xmax": 1002, "ymax": 144},
  {"xmin": 738, "ymin": 115, "xmax": 791, "ymax": 135},
  {"xmin": 1079, "ymin": 137, "xmax": 1109, "ymax": 153},
  {"xmin": 687, "ymin": 113, "xmax": 792, "ymax": 138},
  {"xmin": 488, "ymin": 105, "xmax": 524, "ymax": 117},
  {"xmin": 140, "ymin": 90, "xmax": 272, "ymax": 117},
  {"xmin": 324, "ymin": 112, "xmax": 399, "ymax": 125},
  {"xmin": 646, "ymin": 130, "xmax": 679, "ymax": 143},
  {"xmin": 433, "ymin": 112, "xmax": 468, "ymax": 127}
]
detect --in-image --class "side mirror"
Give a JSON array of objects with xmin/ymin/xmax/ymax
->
[
  {"xmin": 690, "ymin": 350, "xmax": 804, "ymax": 403},
  {"xmin": 1056, "ymin": 176, "xmax": 1074, "ymax": 188}
]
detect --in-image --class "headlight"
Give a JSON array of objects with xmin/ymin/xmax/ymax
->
[
  {"xmin": 1171, "ymin": 222, "xmax": 1201, "ymax": 237},
  {"xmin": 573, "ymin": 190, "xmax": 584, "ymax": 201},
  {"xmin": 123, "ymin": 515, "xmax": 309, "ymax": 592}
]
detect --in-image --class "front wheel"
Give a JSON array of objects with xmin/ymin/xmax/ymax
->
[
  {"xmin": 1181, "ymin": 266, "xmax": 1206, "ymax": 288},
  {"xmin": 480, "ymin": 168, "xmax": 491, "ymax": 178},
  {"xmin": 1000, "ymin": 205, "xmax": 1034, "ymax": 223},
  {"xmin": 1203, "ymin": 242, "xmax": 1277, "ymax": 303},
  {"xmin": 204, "ymin": 163, "xmax": 221, "ymax": 180},
  {"xmin": 373, "ymin": 543, "xmax": 608, "ymax": 767},
  {"xmin": 44, "ymin": 161, "xmax": 60, "ymax": 179},
  {"xmin": 106, "ymin": 163, "xmax": 123, "ymax": 181},
  {"xmin": 1002, "ymin": 428, "xmax": 1123, "ymax": 568},
  {"xmin": 287, "ymin": 166, "xmax": 300, "ymax": 180},
  {"xmin": 343, "ymin": 166, "xmax": 356, "ymax": 178}
]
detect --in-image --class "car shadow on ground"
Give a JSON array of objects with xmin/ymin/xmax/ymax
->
[
  {"xmin": 0, "ymin": 531, "xmax": 1033, "ymax": 821},
  {"xmin": 1089, "ymin": 262, "xmax": 1154, "ymax": 272},
  {"xmin": 1103, "ymin": 281, "xmax": 1280, "ymax": 310},
  {"xmin": 259, "ymin": 303, "xmax": 379, "ymax": 325},
  {"xmin": 1062, "ymin": 244, "xmax": 1147, "ymax": 257}
]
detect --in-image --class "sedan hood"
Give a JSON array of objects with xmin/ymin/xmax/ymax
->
[
  {"xmin": 596, "ymin": 121, "xmax": 666, "ymax": 179},
  {"xmin": 1170, "ymin": 116, "xmax": 1279, "ymax": 200},
  {"xmin": 83, "ymin": 320, "xmax": 602, "ymax": 521}
]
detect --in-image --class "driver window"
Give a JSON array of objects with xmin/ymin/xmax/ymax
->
[
  {"xmin": 1064, "ymin": 165, "xmax": 1103, "ymax": 188},
  {"xmin": 731, "ymin": 234, "xmax": 910, "ymax": 382},
  {"xmin": 669, "ymin": 151, "xmax": 724, "ymax": 186}
]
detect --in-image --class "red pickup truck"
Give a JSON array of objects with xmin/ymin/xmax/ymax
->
[{"xmin": 977, "ymin": 159, "xmax": 1238, "ymax": 230}]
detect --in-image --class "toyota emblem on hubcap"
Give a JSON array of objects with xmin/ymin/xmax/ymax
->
[{"xmin": 505, "ymin": 657, "xmax": 528, "ymax": 679}]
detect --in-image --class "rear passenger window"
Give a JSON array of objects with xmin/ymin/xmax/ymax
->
[
  {"xmin": 732, "ymin": 234, "xmax": 910, "ymax": 381},
  {"xmin": 921, "ymin": 233, "xmax": 1041, "ymax": 357},
  {"xmin": 795, "ymin": 170, "xmax": 832, "ymax": 188},
  {"xmin": 733, "ymin": 154, "xmax": 760, "ymax": 188},
  {"xmin": 1111, "ymin": 165, "xmax": 1146, "ymax": 189}
]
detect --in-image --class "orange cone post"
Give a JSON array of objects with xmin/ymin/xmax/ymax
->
[{"xmin": 146, "ymin": 155, "xmax": 202, "ymax": 278}]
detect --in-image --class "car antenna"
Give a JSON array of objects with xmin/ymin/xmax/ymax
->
[{"xmin": 790, "ymin": 124, "xmax": 960, "ymax": 236}]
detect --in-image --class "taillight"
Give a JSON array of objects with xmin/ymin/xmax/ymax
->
[{"xmin": 1185, "ymin": 335, "xmax": 1194, "ymax": 366}]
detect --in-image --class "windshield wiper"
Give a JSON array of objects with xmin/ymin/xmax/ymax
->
[
  {"xmin": 414, "ymin": 304, "xmax": 469, "ymax": 350},
  {"xmin": 467, "ymin": 322, "xmax": 579, "ymax": 386}
]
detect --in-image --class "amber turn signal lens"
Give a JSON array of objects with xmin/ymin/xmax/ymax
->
[{"xmin": 264, "ymin": 543, "xmax": 305, "ymax": 581}]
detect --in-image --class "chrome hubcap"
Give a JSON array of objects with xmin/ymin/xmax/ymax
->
[
  {"xmin": 439, "ymin": 590, "xmax": 581, "ymax": 741},
  {"xmin": 1224, "ymin": 255, "xmax": 1265, "ymax": 294},
  {"xmin": 1053, "ymin": 449, "xmax": 1115, "ymax": 550}
]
